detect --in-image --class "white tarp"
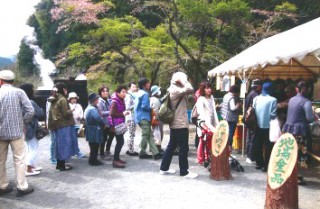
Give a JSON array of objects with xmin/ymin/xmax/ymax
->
[{"xmin": 208, "ymin": 17, "xmax": 320, "ymax": 80}]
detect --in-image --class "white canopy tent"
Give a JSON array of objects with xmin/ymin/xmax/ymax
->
[
  {"xmin": 208, "ymin": 18, "xmax": 320, "ymax": 156},
  {"xmin": 208, "ymin": 17, "xmax": 320, "ymax": 82}
]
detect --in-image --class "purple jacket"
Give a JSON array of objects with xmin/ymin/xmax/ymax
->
[{"xmin": 108, "ymin": 93, "xmax": 126, "ymax": 126}]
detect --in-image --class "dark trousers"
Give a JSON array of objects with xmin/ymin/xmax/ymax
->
[
  {"xmin": 57, "ymin": 159, "xmax": 66, "ymax": 169},
  {"xmin": 114, "ymin": 134, "xmax": 124, "ymax": 161},
  {"xmin": 228, "ymin": 121, "xmax": 237, "ymax": 146},
  {"xmin": 89, "ymin": 142, "xmax": 99, "ymax": 163},
  {"xmin": 246, "ymin": 128, "xmax": 255, "ymax": 160},
  {"xmin": 160, "ymin": 128, "xmax": 189, "ymax": 176},
  {"xmin": 100, "ymin": 127, "xmax": 115, "ymax": 155},
  {"xmin": 254, "ymin": 127, "xmax": 274, "ymax": 169}
]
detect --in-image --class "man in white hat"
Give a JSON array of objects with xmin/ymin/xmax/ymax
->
[{"xmin": 0, "ymin": 70, "xmax": 35, "ymax": 197}]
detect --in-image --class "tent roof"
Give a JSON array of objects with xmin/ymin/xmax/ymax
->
[{"xmin": 208, "ymin": 18, "xmax": 320, "ymax": 80}]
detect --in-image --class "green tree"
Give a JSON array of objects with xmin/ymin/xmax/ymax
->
[{"xmin": 17, "ymin": 40, "xmax": 39, "ymax": 76}]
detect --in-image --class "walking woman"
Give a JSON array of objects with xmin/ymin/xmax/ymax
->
[
  {"xmin": 20, "ymin": 84, "xmax": 45, "ymax": 176},
  {"xmin": 84, "ymin": 93, "xmax": 104, "ymax": 166},
  {"xmin": 108, "ymin": 85, "xmax": 130, "ymax": 168},
  {"xmin": 195, "ymin": 81, "xmax": 219, "ymax": 165},
  {"xmin": 97, "ymin": 85, "xmax": 114, "ymax": 159},
  {"xmin": 48, "ymin": 82, "xmax": 77, "ymax": 171}
]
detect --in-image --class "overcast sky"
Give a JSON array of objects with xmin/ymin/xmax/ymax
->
[{"xmin": 0, "ymin": 0, "xmax": 40, "ymax": 57}]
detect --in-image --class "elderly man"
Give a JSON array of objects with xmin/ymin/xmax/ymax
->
[{"xmin": 0, "ymin": 70, "xmax": 35, "ymax": 197}]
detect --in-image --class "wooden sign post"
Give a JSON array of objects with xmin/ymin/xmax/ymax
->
[
  {"xmin": 265, "ymin": 133, "xmax": 298, "ymax": 209},
  {"xmin": 210, "ymin": 120, "xmax": 232, "ymax": 180}
]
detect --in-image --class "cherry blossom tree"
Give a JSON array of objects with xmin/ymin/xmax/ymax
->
[{"xmin": 50, "ymin": 0, "xmax": 113, "ymax": 32}]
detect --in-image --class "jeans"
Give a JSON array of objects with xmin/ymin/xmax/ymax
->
[
  {"xmin": 139, "ymin": 120, "xmax": 159, "ymax": 156},
  {"xmin": 49, "ymin": 131, "xmax": 56, "ymax": 162},
  {"xmin": 160, "ymin": 128, "xmax": 189, "ymax": 176},
  {"xmin": 26, "ymin": 137, "xmax": 39, "ymax": 166},
  {"xmin": 228, "ymin": 121, "xmax": 237, "ymax": 146},
  {"xmin": 114, "ymin": 134, "xmax": 124, "ymax": 161},
  {"xmin": 0, "ymin": 136, "xmax": 29, "ymax": 190}
]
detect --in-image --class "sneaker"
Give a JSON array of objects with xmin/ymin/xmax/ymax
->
[
  {"xmin": 0, "ymin": 187, "xmax": 13, "ymax": 196},
  {"xmin": 16, "ymin": 186, "xmax": 34, "ymax": 197},
  {"xmin": 76, "ymin": 152, "xmax": 86, "ymax": 158},
  {"xmin": 126, "ymin": 151, "xmax": 139, "ymax": 156},
  {"xmin": 101, "ymin": 155, "xmax": 113, "ymax": 161},
  {"xmin": 139, "ymin": 154, "xmax": 153, "ymax": 159},
  {"xmin": 25, "ymin": 170, "xmax": 40, "ymax": 176},
  {"xmin": 153, "ymin": 153, "xmax": 163, "ymax": 160},
  {"xmin": 183, "ymin": 171, "xmax": 198, "ymax": 179},
  {"xmin": 32, "ymin": 166, "xmax": 42, "ymax": 171},
  {"xmin": 159, "ymin": 169, "xmax": 176, "ymax": 175},
  {"xmin": 59, "ymin": 165, "xmax": 73, "ymax": 171},
  {"xmin": 51, "ymin": 159, "xmax": 57, "ymax": 165},
  {"xmin": 246, "ymin": 158, "xmax": 253, "ymax": 164}
]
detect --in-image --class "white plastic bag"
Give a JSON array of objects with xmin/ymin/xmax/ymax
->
[
  {"xmin": 153, "ymin": 126, "xmax": 161, "ymax": 145},
  {"xmin": 269, "ymin": 117, "xmax": 281, "ymax": 142}
]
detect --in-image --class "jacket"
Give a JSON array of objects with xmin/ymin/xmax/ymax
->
[
  {"xmin": 25, "ymin": 100, "xmax": 44, "ymax": 140},
  {"xmin": 168, "ymin": 79, "xmax": 193, "ymax": 129},
  {"xmin": 134, "ymin": 89, "xmax": 152, "ymax": 124},
  {"xmin": 48, "ymin": 94, "xmax": 75, "ymax": 130},
  {"xmin": 196, "ymin": 95, "xmax": 219, "ymax": 134},
  {"xmin": 97, "ymin": 97, "xmax": 111, "ymax": 126},
  {"xmin": 84, "ymin": 104, "xmax": 104, "ymax": 143},
  {"xmin": 253, "ymin": 93, "xmax": 277, "ymax": 129},
  {"xmin": 125, "ymin": 91, "xmax": 136, "ymax": 122},
  {"xmin": 109, "ymin": 93, "xmax": 126, "ymax": 126}
]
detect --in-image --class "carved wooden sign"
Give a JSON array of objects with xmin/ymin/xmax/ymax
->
[
  {"xmin": 211, "ymin": 120, "xmax": 229, "ymax": 157},
  {"xmin": 268, "ymin": 133, "xmax": 298, "ymax": 190}
]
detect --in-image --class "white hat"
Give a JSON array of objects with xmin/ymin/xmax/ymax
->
[
  {"xmin": 68, "ymin": 92, "xmax": 79, "ymax": 100},
  {"xmin": 0, "ymin": 70, "xmax": 15, "ymax": 81}
]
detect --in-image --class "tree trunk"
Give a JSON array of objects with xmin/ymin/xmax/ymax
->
[
  {"xmin": 210, "ymin": 146, "xmax": 232, "ymax": 181},
  {"xmin": 265, "ymin": 165, "xmax": 298, "ymax": 209}
]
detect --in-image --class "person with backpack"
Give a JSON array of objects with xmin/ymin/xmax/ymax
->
[
  {"xmin": 195, "ymin": 81, "xmax": 219, "ymax": 165},
  {"xmin": 124, "ymin": 82, "xmax": 139, "ymax": 156},
  {"xmin": 134, "ymin": 78, "xmax": 162, "ymax": 160},
  {"xmin": 244, "ymin": 79, "xmax": 262, "ymax": 164},
  {"xmin": 150, "ymin": 85, "xmax": 164, "ymax": 152},
  {"xmin": 159, "ymin": 72, "xmax": 198, "ymax": 178}
]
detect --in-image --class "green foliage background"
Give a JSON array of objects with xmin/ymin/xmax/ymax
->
[{"xmin": 16, "ymin": 0, "xmax": 320, "ymax": 92}]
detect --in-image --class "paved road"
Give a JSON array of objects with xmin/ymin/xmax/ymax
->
[{"xmin": 1, "ymin": 125, "xmax": 320, "ymax": 209}]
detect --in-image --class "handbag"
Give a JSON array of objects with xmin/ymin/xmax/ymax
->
[
  {"xmin": 309, "ymin": 120, "xmax": 320, "ymax": 138},
  {"xmin": 158, "ymin": 92, "xmax": 182, "ymax": 124},
  {"xmin": 151, "ymin": 109, "xmax": 159, "ymax": 126},
  {"xmin": 190, "ymin": 104, "xmax": 199, "ymax": 125},
  {"xmin": 243, "ymin": 98, "xmax": 258, "ymax": 130},
  {"xmin": 114, "ymin": 122, "xmax": 127, "ymax": 135},
  {"xmin": 269, "ymin": 117, "xmax": 281, "ymax": 142},
  {"xmin": 35, "ymin": 124, "xmax": 49, "ymax": 140}
]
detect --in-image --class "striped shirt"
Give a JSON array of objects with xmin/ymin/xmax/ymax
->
[{"xmin": 0, "ymin": 84, "xmax": 35, "ymax": 140}]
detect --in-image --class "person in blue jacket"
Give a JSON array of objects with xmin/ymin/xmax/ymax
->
[{"xmin": 134, "ymin": 77, "xmax": 162, "ymax": 160}]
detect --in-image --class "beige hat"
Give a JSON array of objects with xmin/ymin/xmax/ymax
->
[
  {"xmin": 0, "ymin": 70, "xmax": 15, "ymax": 81},
  {"xmin": 68, "ymin": 92, "xmax": 79, "ymax": 100}
]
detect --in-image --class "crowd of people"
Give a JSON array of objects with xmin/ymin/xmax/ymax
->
[{"xmin": 0, "ymin": 69, "xmax": 318, "ymax": 197}]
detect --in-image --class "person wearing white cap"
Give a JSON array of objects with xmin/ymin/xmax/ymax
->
[
  {"xmin": 68, "ymin": 92, "xmax": 85, "ymax": 158},
  {"xmin": 150, "ymin": 85, "xmax": 164, "ymax": 152},
  {"xmin": 0, "ymin": 70, "xmax": 35, "ymax": 197}
]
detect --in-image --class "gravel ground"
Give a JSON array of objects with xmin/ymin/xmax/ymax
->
[{"xmin": 1, "ymin": 124, "xmax": 319, "ymax": 209}]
